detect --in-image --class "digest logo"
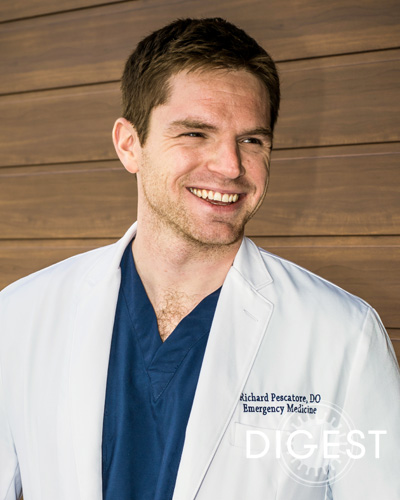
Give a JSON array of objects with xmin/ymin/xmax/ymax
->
[{"xmin": 245, "ymin": 400, "xmax": 386, "ymax": 487}]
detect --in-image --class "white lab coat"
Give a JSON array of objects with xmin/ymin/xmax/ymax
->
[{"xmin": 1, "ymin": 222, "xmax": 399, "ymax": 500}]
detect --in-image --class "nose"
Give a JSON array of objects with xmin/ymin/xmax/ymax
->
[{"xmin": 207, "ymin": 140, "xmax": 245, "ymax": 179}]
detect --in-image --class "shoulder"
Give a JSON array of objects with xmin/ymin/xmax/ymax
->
[
  {"xmin": 0, "ymin": 242, "xmax": 118, "ymax": 306},
  {"xmin": 0, "ymin": 223, "xmax": 139, "ymax": 305},
  {"xmin": 243, "ymin": 241, "xmax": 390, "ymax": 358},
  {"xmin": 1, "ymin": 222, "xmax": 138, "ymax": 304},
  {"xmin": 249, "ymin": 239, "xmax": 371, "ymax": 321},
  {"xmin": 262, "ymin": 244, "xmax": 367, "ymax": 301}
]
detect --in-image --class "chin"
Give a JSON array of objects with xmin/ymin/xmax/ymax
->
[{"xmin": 184, "ymin": 225, "xmax": 244, "ymax": 248}]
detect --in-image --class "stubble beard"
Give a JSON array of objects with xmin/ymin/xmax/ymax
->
[
  {"xmin": 143, "ymin": 186, "xmax": 246, "ymax": 251},
  {"xmin": 138, "ymin": 154, "xmax": 269, "ymax": 253},
  {"xmin": 139, "ymin": 182, "xmax": 244, "ymax": 255}
]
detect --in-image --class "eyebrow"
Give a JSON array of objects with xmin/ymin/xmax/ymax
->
[
  {"xmin": 242, "ymin": 127, "xmax": 273, "ymax": 139},
  {"xmin": 166, "ymin": 119, "xmax": 218, "ymax": 133},
  {"xmin": 166, "ymin": 119, "xmax": 272, "ymax": 138}
]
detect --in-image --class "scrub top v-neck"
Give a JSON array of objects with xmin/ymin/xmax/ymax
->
[{"xmin": 102, "ymin": 241, "xmax": 221, "ymax": 500}]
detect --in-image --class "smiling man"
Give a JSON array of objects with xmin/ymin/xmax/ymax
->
[
  {"xmin": 1, "ymin": 17, "xmax": 399, "ymax": 500},
  {"xmin": 115, "ymin": 68, "xmax": 272, "ymax": 342}
]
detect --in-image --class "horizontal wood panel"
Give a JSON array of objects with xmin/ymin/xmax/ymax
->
[
  {"xmin": 248, "ymin": 143, "xmax": 400, "ymax": 236},
  {"xmin": 1, "ymin": 236, "xmax": 399, "ymax": 331},
  {"xmin": 1, "ymin": 52, "xmax": 399, "ymax": 166},
  {"xmin": 270, "ymin": 142, "xmax": 400, "ymax": 160},
  {"xmin": 0, "ymin": 144, "xmax": 399, "ymax": 238},
  {"xmin": 389, "ymin": 329, "xmax": 400, "ymax": 341},
  {"xmin": 274, "ymin": 50, "xmax": 400, "ymax": 148},
  {"xmin": 0, "ymin": 162, "xmax": 137, "ymax": 238},
  {"xmin": 252, "ymin": 236, "xmax": 400, "ymax": 329},
  {"xmin": 0, "ymin": 0, "xmax": 123, "ymax": 22},
  {"xmin": 1, "ymin": 0, "xmax": 399, "ymax": 93},
  {"xmin": 0, "ymin": 84, "xmax": 120, "ymax": 166}
]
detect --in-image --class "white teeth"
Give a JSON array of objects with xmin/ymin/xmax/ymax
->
[
  {"xmin": 189, "ymin": 188, "xmax": 240, "ymax": 204},
  {"xmin": 213, "ymin": 192, "xmax": 222, "ymax": 201}
]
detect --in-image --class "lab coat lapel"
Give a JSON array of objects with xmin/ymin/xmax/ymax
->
[
  {"xmin": 173, "ymin": 238, "xmax": 274, "ymax": 500},
  {"xmin": 67, "ymin": 224, "xmax": 137, "ymax": 499}
]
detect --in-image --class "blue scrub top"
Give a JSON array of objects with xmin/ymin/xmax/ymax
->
[{"xmin": 102, "ymin": 241, "xmax": 221, "ymax": 499}]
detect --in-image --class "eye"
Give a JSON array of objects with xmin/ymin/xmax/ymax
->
[
  {"xmin": 241, "ymin": 137, "xmax": 262, "ymax": 145},
  {"xmin": 182, "ymin": 132, "xmax": 205, "ymax": 138}
]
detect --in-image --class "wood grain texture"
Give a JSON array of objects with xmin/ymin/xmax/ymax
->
[
  {"xmin": 0, "ymin": 0, "xmax": 399, "ymax": 93},
  {"xmin": 0, "ymin": 84, "xmax": 120, "ymax": 166},
  {"xmin": 274, "ymin": 50, "xmax": 400, "ymax": 148},
  {"xmin": 0, "ymin": 144, "xmax": 399, "ymax": 239},
  {"xmin": 389, "ymin": 329, "xmax": 400, "ymax": 341},
  {"xmin": 247, "ymin": 143, "xmax": 400, "ymax": 236},
  {"xmin": 252, "ymin": 235, "xmax": 400, "ymax": 329},
  {"xmin": 0, "ymin": 162, "xmax": 137, "ymax": 238},
  {"xmin": 0, "ymin": 0, "xmax": 124, "ymax": 22},
  {"xmin": 1, "ymin": 51, "xmax": 399, "ymax": 166}
]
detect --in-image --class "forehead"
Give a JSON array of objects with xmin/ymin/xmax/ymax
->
[{"xmin": 153, "ymin": 68, "xmax": 270, "ymax": 130}]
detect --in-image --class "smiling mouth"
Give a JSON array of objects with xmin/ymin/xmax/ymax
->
[{"xmin": 189, "ymin": 187, "xmax": 240, "ymax": 205}]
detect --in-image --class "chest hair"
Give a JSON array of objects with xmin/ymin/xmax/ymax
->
[{"xmin": 154, "ymin": 289, "xmax": 200, "ymax": 342}]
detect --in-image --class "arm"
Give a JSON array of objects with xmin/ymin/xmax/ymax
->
[{"xmin": 329, "ymin": 308, "xmax": 400, "ymax": 499}]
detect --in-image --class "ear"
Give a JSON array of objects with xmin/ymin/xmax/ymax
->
[{"xmin": 112, "ymin": 117, "xmax": 142, "ymax": 174}]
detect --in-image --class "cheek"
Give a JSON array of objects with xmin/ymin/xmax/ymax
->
[
  {"xmin": 169, "ymin": 149, "xmax": 203, "ymax": 178},
  {"xmin": 244, "ymin": 157, "xmax": 270, "ymax": 189}
]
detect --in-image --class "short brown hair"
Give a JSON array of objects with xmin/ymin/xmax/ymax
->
[{"xmin": 121, "ymin": 17, "xmax": 280, "ymax": 144}]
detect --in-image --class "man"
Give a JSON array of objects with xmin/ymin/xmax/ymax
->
[{"xmin": 0, "ymin": 17, "xmax": 399, "ymax": 500}]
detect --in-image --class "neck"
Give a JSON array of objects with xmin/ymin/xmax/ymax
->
[{"xmin": 132, "ymin": 219, "xmax": 242, "ymax": 309}]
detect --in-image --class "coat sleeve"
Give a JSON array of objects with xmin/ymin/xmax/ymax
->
[
  {"xmin": 329, "ymin": 307, "xmax": 400, "ymax": 499},
  {"xmin": 0, "ymin": 363, "xmax": 22, "ymax": 500}
]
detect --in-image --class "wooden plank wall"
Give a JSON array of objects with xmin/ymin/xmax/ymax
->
[{"xmin": 0, "ymin": 0, "xmax": 399, "ymax": 367}]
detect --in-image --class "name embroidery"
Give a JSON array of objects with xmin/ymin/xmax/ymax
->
[{"xmin": 240, "ymin": 392, "xmax": 321, "ymax": 416}]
